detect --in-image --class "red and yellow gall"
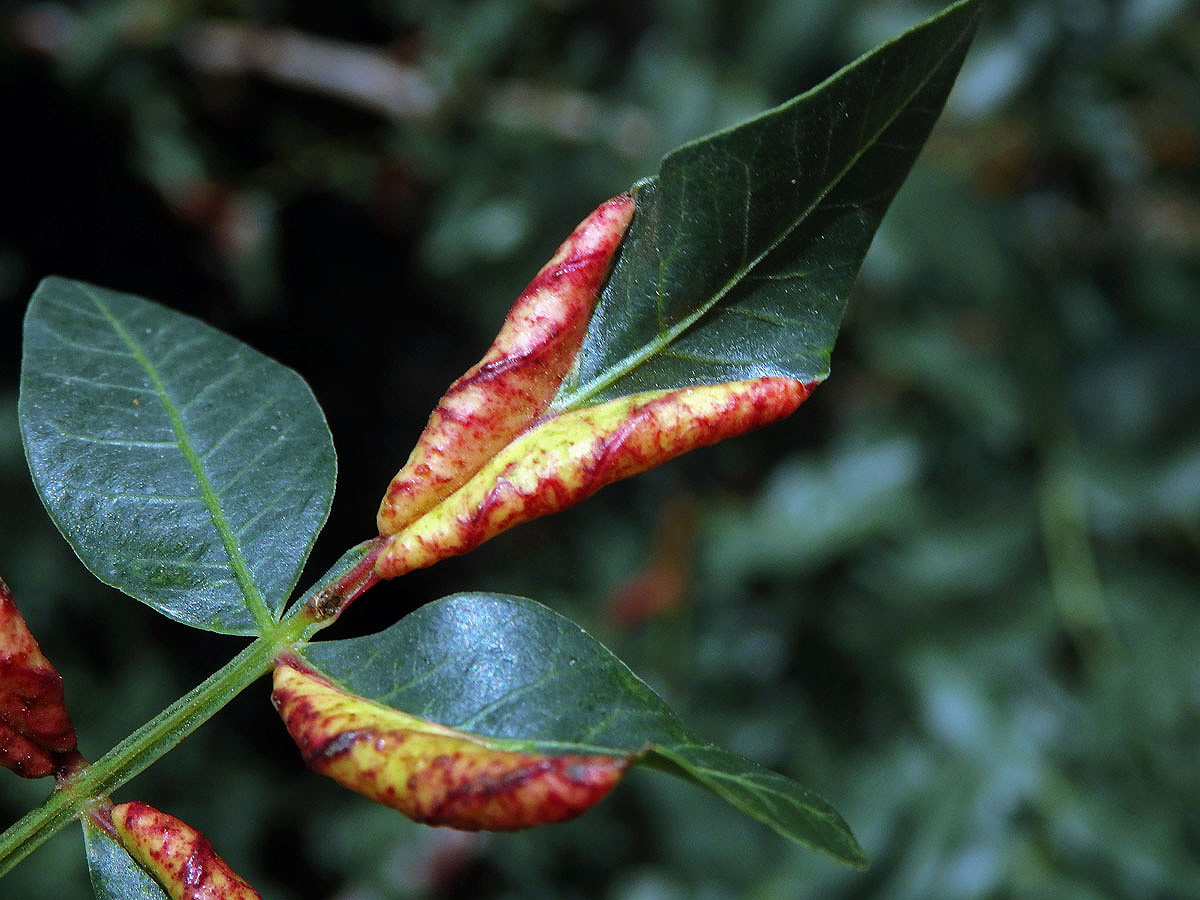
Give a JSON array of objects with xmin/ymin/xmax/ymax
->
[
  {"xmin": 0, "ymin": 576, "xmax": 76, "ymax": 778},
  {"xmin": 110, "ymin": 802, "xmax": 262, "ymax": 900},
  {"xmin": 272, "ymin": 658, "xmax": 628, "ymax": 831},
  {"xmin": 375, "ymin": 377, "xmax": 815, "ymax": 578},
  {"xmin": 378, "ymin": 193, "xmax": 635, "ymax": 537}
]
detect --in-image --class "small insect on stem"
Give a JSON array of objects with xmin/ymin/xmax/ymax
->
[
  {"xmin": 304, "ymin": 540, "xmax": 385, "ymax": 622},
  {"xmin": 307, "ymin": 586, "xmax": 343, "ymax": 620}
]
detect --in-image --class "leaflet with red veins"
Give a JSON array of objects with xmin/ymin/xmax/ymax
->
[
  {"xmin": 273, "ymin": 659, "xmax": 628, "ymax": 831},
  {"xmin": 378, "ymin": 192, "xmax": 635, "ymax": 537}
]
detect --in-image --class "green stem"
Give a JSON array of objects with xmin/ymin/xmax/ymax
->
[
  {"xmin": 0, "ymin": 614, "xmax": 315, "ymax": 878},
  {"xmin": 0, "ymin": 540, "xmax": 379, "ymax": 878}
]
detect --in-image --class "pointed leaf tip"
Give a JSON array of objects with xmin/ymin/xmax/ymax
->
[
  {"xmin": 378, "ymin": 193, "xmax": 635, "ymax": 537},
  {"xmin": 110, "ymin": 802, "xmax": 263, "ymax": 900},
  {"xmin": 375, "ymin": 376, "xmax": 814, "ymax": 578},
  {"xmin": 0, "ymin": 576, "xmax": 77, "ymax": 778},
  {"xmin": 272, "ymin": 658, "xmax": 628, "ymax": 830}
]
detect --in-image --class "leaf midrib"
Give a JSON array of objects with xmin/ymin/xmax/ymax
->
[
  {"xmin": 552, "ymin": 15, "xmax": 970, "ymax": 412},
  {"xmin": 85, "ymin": 286, "xmax": 274, "ymax": 633}
]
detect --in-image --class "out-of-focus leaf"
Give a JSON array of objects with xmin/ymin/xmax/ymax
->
[
  {"xmin": 707, "ymin": 437, "xmax": 923, "ymax": 580},
  {"xmin": 552, "ymin": 0, "xmax": 984, "ymax": 409},
  {"xmin": 300, "ymin": 592, "xmax": 866, "ymax": 866},
  {"xmin": 18, "ymin": 277, "xmax": 336, "ymax": 635}
]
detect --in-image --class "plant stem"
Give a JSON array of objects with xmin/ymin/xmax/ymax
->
[
  {"xmin": 0, "ymin": 622, "xmax": 300, "ymax": 878},
  {"xmin": 0, "ymin": 540, "xmax": 377, "ymax": 878}
]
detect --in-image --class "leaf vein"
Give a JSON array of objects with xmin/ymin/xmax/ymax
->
[
  {"xmin": 59, "ymin": 485, "xmax": 204, "ymax": 504},
  {"xmin": 80, "ymin": 285, "xmax": 275, "ymax": 633},
  {"xmin": 46, "ymin": 422, "xmax": 179, "ymax": 451}
]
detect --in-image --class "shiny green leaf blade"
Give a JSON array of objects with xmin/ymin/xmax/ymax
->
[
  {"xmin": 646, "ymin": 744, "xmax": 867, "ymax": 868},
  {"xmin": 303, "ymin": 591, "xmax": 691, "ymax": 750},
  {"xmin": 82, "ymin": 819, "xmax": 170, "ymax": 900},
  {"xmin": 19, "ymin": 277, "xmax": 336, "ymax": 634},
  {"xmin": 301, "ymin": 592, "xmax": 865, "ymax": 865},
  {"xmin": 554, "ymin": 0, "xmax": 982, "ymax": 409}
]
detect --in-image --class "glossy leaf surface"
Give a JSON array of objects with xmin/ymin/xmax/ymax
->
[
  {"xmin": 552, "ymin": 0, "xmax": 983, "ymax": 410},
  {"xmin": 83, "ymin": 818, "xmax": 170, "ymax": 900},
  {"xmin": 301, "ymin": 593, "xmax": 866, "ymax": 866},
  {"xmin": 19, "ymin": 278, "xmax": 336, "ymax": 634}
]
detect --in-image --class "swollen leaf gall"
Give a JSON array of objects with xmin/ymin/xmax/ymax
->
[
  {"xmin": 110, "ymin": 802, "xmax": 263, "ymax": 900},
  {"xmin": 272, "ymin": 658, "xmax": 628, "ymax": 831},
  {"xmin": 375, "ymin": 377, "xmax": 815, "ymax": 578},
  {"xmin": 378, "ymin": 193, "xmax": 635, "ymax": 537},
  {"xmin": 0, "ymin": 576, "xmax": 77, "ymax": 778}
]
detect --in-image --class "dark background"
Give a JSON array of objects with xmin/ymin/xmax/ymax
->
[{"xmin": 2, "ymin": 1, "xmax": 1199, "ymax": 898}]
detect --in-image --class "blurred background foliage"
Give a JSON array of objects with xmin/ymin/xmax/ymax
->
[{"xmin": 2, "ymin": 0, "xmax": 1199, "ymax": 897}]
